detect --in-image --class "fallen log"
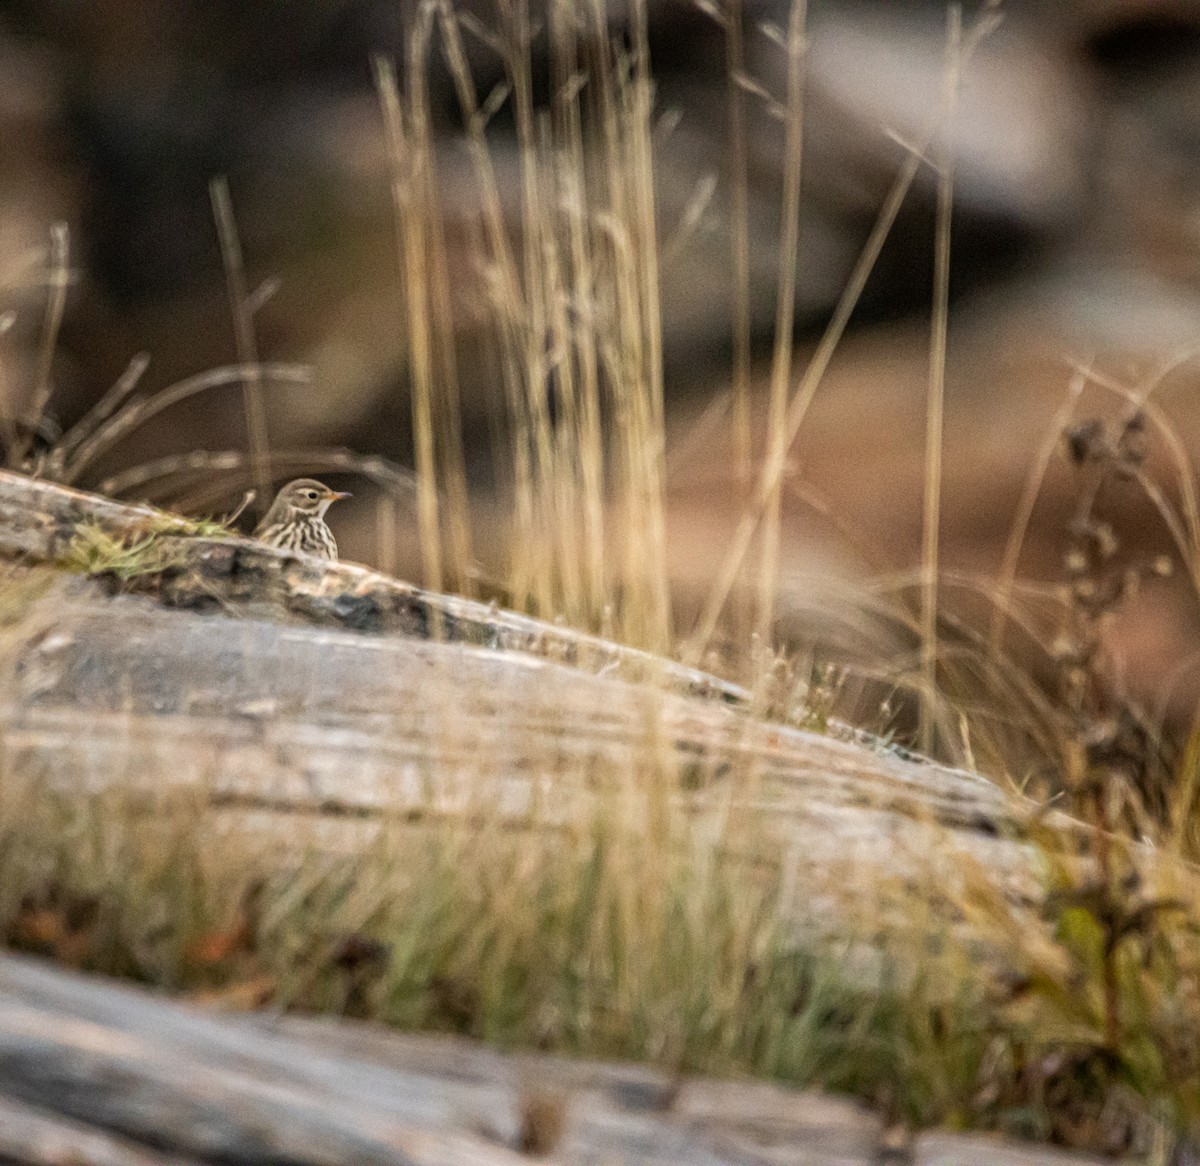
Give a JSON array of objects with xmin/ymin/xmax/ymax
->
[
  {"xmin": 0, "ymin": 469, "xmax": 1046, "ymax": 930},
  {"xmin": 0, "ymin": 469, "xmax": 1182, "ymax": 1163},
  {"xmin": 0, "ymin": 952, "xmax": 1120, "ymax": 1166}
]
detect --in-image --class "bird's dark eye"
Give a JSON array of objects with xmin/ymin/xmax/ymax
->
[{"xmin": 303, "ymin": 490, "xmax": 318, "ymax": 499}]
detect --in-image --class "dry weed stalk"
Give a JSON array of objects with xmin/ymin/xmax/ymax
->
[{"xmin": 1055, "ymin": 409, "xmax": 1172, "ymax": 827}]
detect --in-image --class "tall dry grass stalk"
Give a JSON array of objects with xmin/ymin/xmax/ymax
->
[
  {"xmin": 918, "ymin": 5, "xmax": 962, "ymax": 754},
  {"xmin": 683, "ymin": 141, "xmax": 930, "ymax": 667},
  {"xmin": 374, "ymin": 0, "xmax": 672, "ymax": 651},
  {"xmin": 756, "ymin": 0, "xmax": 807, "ymax": 648},
  {"xmin": 376, "ymin": 43, "xmax": 446, "ymax": 596},
  {"xmin": 0, "ymin": 223, "xmax": 71, "ymax": 469},
  {"xmin": 550, "ymin": 0, "xmax": 607, "ymax": 624},
  {"xmin": 6, "ymin": 4, "xmax": 1200, "ymax": 1149},
  {"xmin": 210, "ymin": 179, "xmax": 273, "ymax": 523},
  {"xmin": 685, "ymin": 1, "xmax": 1003, "ymax": 673},
  {"xmin": 716, "ymin": 0, "xmax": 755, "ymax": 648},
  {"xmin": 724, "ymin": 0, "xmax": 752, "ymax": 497}
]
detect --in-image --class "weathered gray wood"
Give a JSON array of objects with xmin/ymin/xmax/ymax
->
[
  {"xmin": 0, "ymin": 469, "xmax": 742, "ymax": 705},
  {"xmin": 914, "ymin": 1132, "xmax": 1114, "ymax": 1165},
  {"xmin": 0, "ymin": 579, "xmax": 1045, "ymax": 945},
  {"xmin": 0, "ymin": 954, "xmax": 523, "ymax": 1152},
  {"xmin": 4, "ymin": 583, "xmax": 1013, "ymax": 829},
  {"xmin": 0, "ymin": 977, "xmax": 526, "ymax": 1165},
  {"xmin": 0, "ymin": 467, "xmax": 1010, "ymax": 834},
  {"xmin": 0, "ymin": 468, "xmax": 1073, "ymax": 950},
  {"xmin": 0, "ymin": 955, "xmax": 1125, "ymax": 1166},
  {"xmin": 0, "ymin": 953, "xmax": 879, "ymax": 1166},
  {"xmin": 2, "ymin": 466, "xmax": 1186, "ymax": 980},
  {"xmin": 0, "ymin": 1092, "xmax": 202, "ymax": 1166},
  {"xmin": 0, "ymin": 472, "xmax": 1156, "ymax": 1163}
]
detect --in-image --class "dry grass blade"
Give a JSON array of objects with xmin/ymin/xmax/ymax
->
[
  {"xmin": 97, "ymin": 447, "xmax": 414, "ymax": 512},
  {"xmin": 435, "ymin": 0, "xmax": 539, "ymax": 605},
  {"xmin": 551, "ymin": 1, "xmax": 607, "ymax": 623},
  {"xmin": 684, "ymin": 143, "xmax": 927, "ymax": 666},
  {"xmin": 373, "ymin": 6, "xmax": 475, "ymax": 598},
  {"xmin": 1135, "ymin": 399, "xmax": 1200, "ymax": 585},
  {"xmin": 757, "ymin": 0, "xmax": 807, "ymax": 648},
  {"xmin": 1131, "ymin": 465, "xmax": 1194, "ymax": 574},
  {"xmin": 6, "ymin": 1, "xmax": 1200, "ymax": 1152},
  {"xmin": 686, "ymin": 2, "xmax": 1002, "ymax": 667},
  {"xmin": 724, "ymin": 0, "xmax": 753, "ymax": 506},
  {"xmin": 51, "ymin": 353, "xmax": 152, "ymax": 469},
  {"xmin": 508, "ymin": 0, "xmax": 557, "ymax": 621},
  {"xmin": 423, "ymin": 159, "xmax": 475, "ymax": 598},
  {"xmin": 62, "ymin": 364, "xmax": 312, "ymax": 486},
  {"xmin": 375, "ymin": 36, "xmax": 443, "ymax": 595},
  {"xmin": 581, "ymin": 0, "xmax": 673, "ymax": 650},
  {"xmin": 539, "ymin": 153, "xmax": 587, "ymax": 622},
  {"xmin": 919, "ymin": 5, "xmax": 962, "ymax": 754},
  {"xmin": 554, "ymin": 4, "xmax": 604, "ymax": 623},
  {"xmin": 420, "ymin": 0, "xmax": 672, "ymax": 646},
  {"xmin": 210, "ymin": 178, "xmax": 272, "ymax": 522},
  {"xmin": 435, "ymin": 3, "xmax": 526, "ymax": 328},
  {"xmin": 14, "ymin": 223, "xmax": 70, "ymax": 469},
  {"xmin": 626, "ymin": 0, "xmax": 672, "ymax": 652},
  {"xmin": 1060, "ymin": 362, "xmax": 1200, "ymax": 608}
]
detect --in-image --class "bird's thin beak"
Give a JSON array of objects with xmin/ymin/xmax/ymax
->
[{"xmin": 331, "ymin": 491, "xmax": 352, "ymax": 502}]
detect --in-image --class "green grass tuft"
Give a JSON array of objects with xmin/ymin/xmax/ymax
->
[{"xmin": 62, "ymin": 517, "xmax": 235, "ymax": 580}]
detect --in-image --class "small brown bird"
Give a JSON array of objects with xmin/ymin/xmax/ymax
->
[{"xmin": 253, "ymin": 478, "xmax": 350, "ymax": 561}]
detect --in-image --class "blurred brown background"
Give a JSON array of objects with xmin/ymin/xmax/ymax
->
[{"xmin": 3, "ymin": 0, "xmax": 1200, "ymax": 724}]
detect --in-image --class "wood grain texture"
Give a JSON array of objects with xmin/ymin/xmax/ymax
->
[
  {"xmin": 0, "ymin": 581, "xmax": 1041, "ymax": 932},
  {"xmin": 0, "ymin": 472, "xmax": 1157, "ymax": 1164},
  {"xmin": 0, "ymin": 1091, "xmax": 202, "ymax": 1166},
  {"xmin": 0, "ymin": 953, "xmax": 1122, "ymax": 1166},
  {"xmin": 0, "ymin": 470, "xmax": 1051, "ymax": 929}
]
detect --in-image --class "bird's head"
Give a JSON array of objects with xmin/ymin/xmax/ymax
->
[{"xmin": 271, "ymin": 478, "xmax": 351, "ymax": 518}]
